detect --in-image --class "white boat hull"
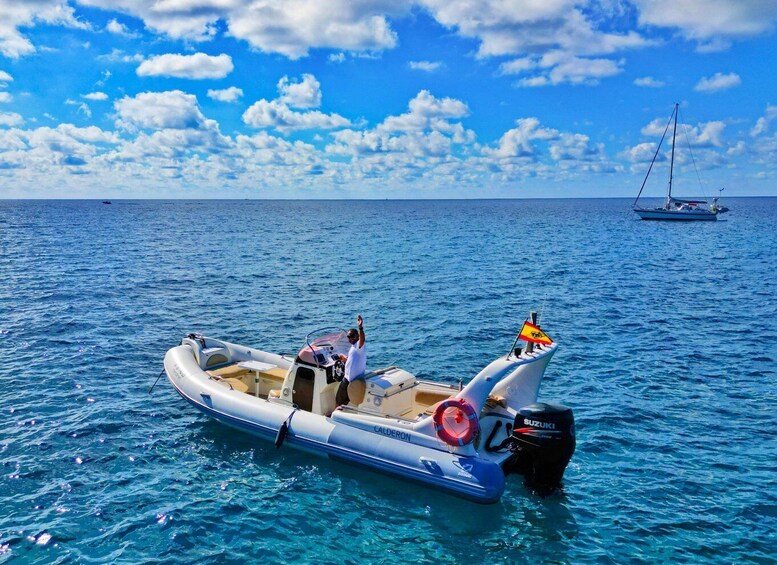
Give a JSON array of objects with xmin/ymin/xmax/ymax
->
[{"xmin": 164, "ymin": 342, "xmax": 563, "ymax": 503}]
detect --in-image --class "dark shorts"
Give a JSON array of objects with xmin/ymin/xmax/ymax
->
[{"xmin": 336, "ymin": 378, "xmax": 350, "ymax": 406}]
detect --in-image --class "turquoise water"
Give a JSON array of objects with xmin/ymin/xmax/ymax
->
[{"xmin": 1, "ymin": 199, "xmax": 775, "ymax": 563}]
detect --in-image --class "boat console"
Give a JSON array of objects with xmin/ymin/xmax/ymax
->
[{"xmin": 292, "ymin": 329, "xmax": 418, "ymax": 417}]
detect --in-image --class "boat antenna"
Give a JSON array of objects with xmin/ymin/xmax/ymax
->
[
  {"xmin": 667, "ymin": 102, "xmax": 679, "ymax": 201},
  {"xmin": 633, "ymin": 105, "xmax": 675, "ymax": 207}
]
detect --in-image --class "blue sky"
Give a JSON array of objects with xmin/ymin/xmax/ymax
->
[{"xmin": 1, "ymin": 1, "xmax": 776, "ymax": 199}]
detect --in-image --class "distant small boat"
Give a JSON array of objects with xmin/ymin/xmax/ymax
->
[
  {"xmin": 633, "ymin": 103, "xmax": 718, "ymax": 221},
  {"xmin": 101, "ymin": 201, "xmax": 112, "ymax": 205},
  {"xmin": 710, "ymin": 188, "xmax": 730, "ymax": 214}
]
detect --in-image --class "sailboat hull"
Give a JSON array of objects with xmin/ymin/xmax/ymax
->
[{"xmin": 634, "ymin": 208, "xmax": 717, "ymax": 221}]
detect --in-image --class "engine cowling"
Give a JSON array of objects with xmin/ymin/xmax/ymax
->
[{"xmin": 504, "ymin": 402, "xmax": 575, "ymax": 491}]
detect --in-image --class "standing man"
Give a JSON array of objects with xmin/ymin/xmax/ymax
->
[{"xmin": 336, "ymin": 315, "xmax": 366, "ymax": 407}]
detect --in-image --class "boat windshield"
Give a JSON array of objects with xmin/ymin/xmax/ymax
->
[{"xmin": 297, "ymin": 329, "xmax": 351, "ymax": 366}]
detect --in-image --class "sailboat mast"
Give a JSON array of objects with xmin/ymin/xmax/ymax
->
[{"xmin": 668, "ymin": 103, "xmax": 678, "ymax": 199}]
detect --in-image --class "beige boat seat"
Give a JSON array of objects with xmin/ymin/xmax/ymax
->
[
  {"xmin": 209, "ymin": 375, "xmax": 248, "ymax": 393},
  {"xmin": 226, "ymin": 379, "xmax": 248, "ymax": 393},
  {"xmin": 348, "ymin": 379, "xmax": 366, "ymax": 405},
  {"xmin": 207, "ymin": 363, "xmax": 248, "ymax": 379},
  {"xmin": 417, "ymin": 391, "xmax": 452, "ymax": 406},
  {"xmin": 261, "ymin": 367, "xmax": 288, "ymax": 379}
]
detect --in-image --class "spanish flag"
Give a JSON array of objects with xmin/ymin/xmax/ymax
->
[{"xmin": 518, "ymin": 321, "xmax": 553, "ymax": 345}]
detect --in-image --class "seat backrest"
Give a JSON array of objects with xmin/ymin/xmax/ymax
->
[{"xmin": 348, "ymin": 379, "xmax": 366, "ymax": 405}]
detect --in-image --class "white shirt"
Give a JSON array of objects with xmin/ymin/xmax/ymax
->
[{"xmin": 344, "ymin": 342, "xmax": 366, "ymax": 382}]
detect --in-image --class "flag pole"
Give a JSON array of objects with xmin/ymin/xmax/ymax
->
[
  {"xmin": 507, "ymin": 310, "xmax": 537, "ymax": 359},
  {"xmin": 525, "ymin": 311, "xmax": 537, "ymax": 354}
]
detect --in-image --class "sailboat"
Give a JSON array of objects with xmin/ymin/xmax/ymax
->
[{"xmin": 633, "ymin": 103, "xmax": 718, "ymax": 221}]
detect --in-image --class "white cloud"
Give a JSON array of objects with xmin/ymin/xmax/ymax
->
[
  {"xmin": 0, "ymin": 0, "xmax": 87, "ymax": 58},
  {"xmin": 622, "ymin": 141, "xmax": 662, "ymax": 163},
  {"xmin": 641, "ymin": 114, "xmax": 727, "ymax": 148},
  {"xmin": 546, "ymin": 56, "xmax": 623, "ymax": 85},
  {"xmin": 72, "ymin": 0, "xmax": 657, "ymax": 72},
  {"xmin": 634, "ymin": 0, "xmax": 777, "ymax": 44},
  {"xmin": 420, "ymin": 0, "xmax": 651, "ymax": 60},
  {"xmin": 409, "ymin": 60, "xmax": 443, "ymax": 72},
  {"xmin": 514, "ymin": 54, "xmax": 624, "ymax": 87},
  {"xmin": 226, "ymin": 1, "xmax": 403, "ymax": 59},
  {"xmin": 114, "ymin": 90, "xmax": 208, "ymax": 130},
  {"xmin": 0, "ymin": 70, "xmax": 13, "ymax": 86},
  {"xmin": 83, "ymin": 92, "xmax": 109, "ymax": 101},
  {"xmin": 485, "ymin": 118, "xmax": 559, "ymax": 159},
  {"xmin": 381, "ymin": 90, "xmax": 469, "ymax": 132},
  {"xmin": 751, "ymin": 105, "xmax": 777, "ymax": 137},
  {"xmin": 137, "ymin": 53, "xmax": 234, "ymax": 79},
  {"xmin": 66, "ymin": 98, "xmax": 92, "ymax": 118},
  {"xmin": 207, "ymin": 87, "xmax": 243, "ymax": 103},
  {"xmin": 329, "ymin": 52, "xmax": 346, "ymax": 63},
  {"xmin": 242, "ymin": 100, "xmax": 350, "ymax": 133},
  {"xmin": 694, "ymin": 72, "xmax": 741, "ymax": 93},
  {"xmin": 499, "ymin": 58, "xmax": 536, "ymax": 75},
  {"xmin": 105, "ymin": 18, "xmax": 138, "ymax": 37},
  {"xmin": 634, "ymin": 76, "xmax": 665, "ymax": 88},
  {"xmin": 80, "ymin": 0, "xmax": 406, "ymax": 59},
  {"xmin": 278, "ymin": 74, "xmax": 321, "ymax": 109},
  {"xmin": 685, "ymin": 121, "xmax": 727, "ymax": 148},
  {"xmin": 0, "ymin": 111, "xmax": 24, "ymax": 126},
  {"xmin": 0, "ymin": 92, "xmax": 12, "ymax": 103},
  {"xmin": 97, "ymin": 49, "xmax": 144, "ymax": 64},
  {"xmin": 549, "ymin": 133, "xmax": 605, "ymax": 162},
  {"xmin": 327, "ymin": 90, "xmax": 475, "ymax": 163},
  {"xmin": 242, "ymin": 74, "xmax": 350, "ymax": 133}
]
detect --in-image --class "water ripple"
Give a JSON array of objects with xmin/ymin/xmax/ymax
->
[{"xmin": 1, "ymin": 198, "xmax": 775, "ymax": 563}]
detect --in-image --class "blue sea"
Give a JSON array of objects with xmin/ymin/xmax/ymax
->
[{"xmin": 1, "ymin": 198, "xmax": 775, "ymax": 563}]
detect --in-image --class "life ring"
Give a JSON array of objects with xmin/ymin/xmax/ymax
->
[{"xmin": 432, "ymin": 398, "xmax": 479, "ymax": 446}]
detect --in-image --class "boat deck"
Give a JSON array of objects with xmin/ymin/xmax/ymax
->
[{"xmin": 205, "ymin": 362, "xmax": 458, "ymax": 419}]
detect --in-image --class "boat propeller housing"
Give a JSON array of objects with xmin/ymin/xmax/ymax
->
[{"xmin": 504, "ymin": 402, "xmax": 576, "ymax": 491}]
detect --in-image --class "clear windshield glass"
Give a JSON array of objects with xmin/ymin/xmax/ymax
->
[{"xmin": 297, "ymin": 329, "xmax": 351, "ymax": 365}]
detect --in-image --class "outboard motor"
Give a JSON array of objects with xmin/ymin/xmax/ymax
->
[{"xmin": 504, "ymin": 402, "xmax": 575, "ymax": 491}]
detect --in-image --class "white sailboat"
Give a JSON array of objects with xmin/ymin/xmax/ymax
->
[{"xmin": 633, "ymin": 103, "xmax": 718, "ymax": 221}]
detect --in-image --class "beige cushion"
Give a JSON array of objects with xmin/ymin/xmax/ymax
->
[
  {"xmin": 208, "ymin": 364, "xmax": 247, "ymax": 378},
  {"xmin": 268, "ymin": 389, "xmax": 281, "ymax": 399},
  {"xmin": 424, "ymin": 400, "xmax": 446, "ymax": 416},
  {"xmin": 348, "ymin": 379, "xmax": 366, "ymax": 405},
  {"xmin": 416, "ymin": 391, "xmax": 452, "ymax": 407},
  {"xmin": 225, "ymin": 378, "xmax": 248, "ymax": 393},
  {"xmin": 260, "ymin": 367, "xmax": 287, "ymax": 379}
]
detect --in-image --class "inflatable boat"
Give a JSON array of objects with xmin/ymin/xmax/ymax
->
[{"xmin": 163, "ymin": 323, "xmax": 575, "ymax": 503}]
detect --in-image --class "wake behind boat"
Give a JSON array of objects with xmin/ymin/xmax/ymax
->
[
  {"xmin": 633, "ymin": 103, "xmax": 719, "ymax": 221},
  {"xmin": 163, "ymin": 316, "xmax": 575, "ymax": 503}
]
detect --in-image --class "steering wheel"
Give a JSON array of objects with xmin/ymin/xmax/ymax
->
[{"xmin": 332, "ymin": 358, "xmax": 345, "ymax": 381}]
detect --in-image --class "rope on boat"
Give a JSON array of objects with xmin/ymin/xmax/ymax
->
[
  {"xmin": 275, "ymin": 408, "xmax": 298, "ymax": 448},
  {"xmin": 148, "ymin": 368, "xmax": 165, "ymax": 395}
]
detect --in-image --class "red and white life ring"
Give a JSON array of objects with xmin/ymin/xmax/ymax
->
[{"xmin": 432, "ymin": 398, "xmax": 479, "ymax": 446}]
